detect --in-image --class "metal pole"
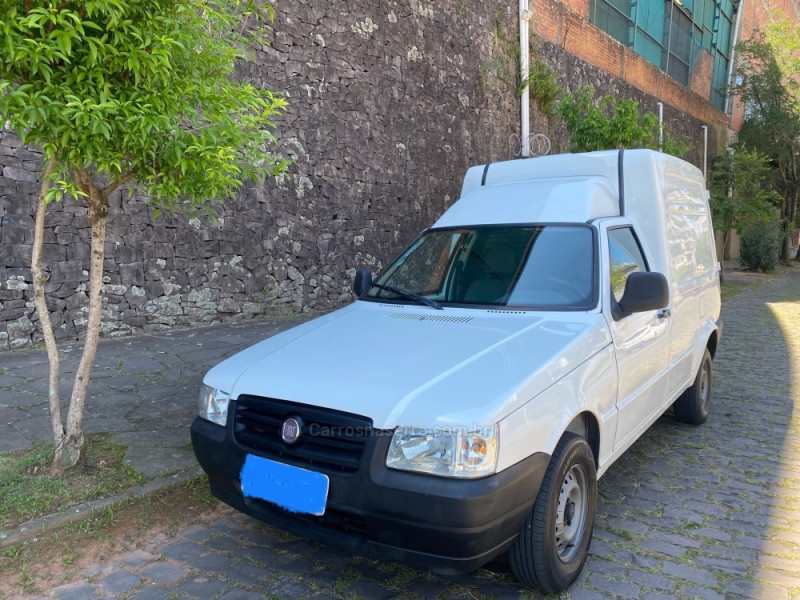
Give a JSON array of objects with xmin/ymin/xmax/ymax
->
[
  {"xmin": 701, "ymin": 125, "xmax": 708, "ymax": 181},
  {"xmin": 724, "ymin": 0, "xmax": 745, "ymax": 116},
  {"xmin": 519, "ymin": 0, "xmax": 530, "ymax": 157},
  {"xmin": 657, "ymin": 102, "xmax": 663, "ymax": 151}
]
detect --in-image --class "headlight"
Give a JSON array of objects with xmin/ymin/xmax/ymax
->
[
  {"xmin": 386, "ymin": 425, "xmax": 498, "ymax": 478},
  {"xmin": 198, "ymin": 384, "xmax": 230, "ymax": 426}
]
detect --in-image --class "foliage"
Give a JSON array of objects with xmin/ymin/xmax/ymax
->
[
  {"xmin": 0, "ymin": 0, "xmax": 288, "ymax": 212},
  {"xmin": 740, "ymin": 216, "xmax": 782, "ymax": 272},
  {"xmin": 708, "ymin": 147, "xmax": 780, "ymax": 259},
  {"xmin": 518, "ymin": 59, "xmax": 562, "ymax": 115},
  {"xmin": 735, "ymin": 15, "xmax": 800, "ymax": 261},
  {"xmin": 0, "ymin": 0, "xmax": 288, "ymax": 472},
  {"xmin": 557, "ymin": 86, "xmax": 688, "ymax": 156}
]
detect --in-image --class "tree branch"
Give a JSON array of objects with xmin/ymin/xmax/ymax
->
[{"xmin": 101, "ymin": 171, "xmax": 135, "ymax": 197}]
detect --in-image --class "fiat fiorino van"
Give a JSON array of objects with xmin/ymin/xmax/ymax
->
[{"xmin": 191, "ymin": 149, "xmax": 722, "ymax": 592}]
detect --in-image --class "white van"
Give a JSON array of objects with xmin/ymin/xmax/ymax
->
[{"xmin": 192, "ymin": 149, "xmax": 722, "ymax": 592}]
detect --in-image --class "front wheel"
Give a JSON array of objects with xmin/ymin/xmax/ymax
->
[
  {"xmin": 509, "ymin": 433, "xmax": 597, "ymax": 593},
  {"xmin": 673, "ymin": 348, "xmax": 712, "ymax": 425}
]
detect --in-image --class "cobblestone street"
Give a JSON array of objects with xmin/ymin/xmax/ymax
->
[{"xmin": 31, "ymin": 268, "xmax": 800, "ymax": 599}]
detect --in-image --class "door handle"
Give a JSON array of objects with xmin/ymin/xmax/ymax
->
[{"xmin": 658, "ymin": 308, "xmax": 672, "ymax": 319}]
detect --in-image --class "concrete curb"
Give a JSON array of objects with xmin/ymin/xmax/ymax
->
[{"xmin": 0, "ymin": 466, "xmax": 204, "ymax": 550}]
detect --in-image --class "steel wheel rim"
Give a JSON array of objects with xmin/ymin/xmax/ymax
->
[
  {"xmin": 700, "ymin": 361, "xmax": 711, "ymax": 413},
  {"xmin": 555, "ymin": 464, "xmax": 588, "ymax": 563}
]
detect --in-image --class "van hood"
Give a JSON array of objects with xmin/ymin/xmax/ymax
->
[{"xmin": 205, "ymin": 301, "xmax": 611, "ymax": 429}]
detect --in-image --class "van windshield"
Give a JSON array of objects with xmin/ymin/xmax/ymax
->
[{"xmin": 367, "ymin": 225, "xmax": 595, "ymax": 310}]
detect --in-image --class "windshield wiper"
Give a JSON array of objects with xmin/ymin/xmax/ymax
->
[{"xmin": 370, "ymin": 282, "xmax": 443, "ymax": 310}]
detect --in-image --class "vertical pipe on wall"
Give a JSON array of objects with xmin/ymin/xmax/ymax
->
[
  {"xmin": 702, "ymin": 125, "xmax": 708, "ymax": 181},
  {"xmin": 520, "ymin": 0, "xmax": 530, "ymax": 157},
  {"xmin": 724, "ymin": 0, "xmax": 745, "ymax": 116},
  {"xmin": 657, "ymin": 102, "xmax": 664, "ymax": 151}
]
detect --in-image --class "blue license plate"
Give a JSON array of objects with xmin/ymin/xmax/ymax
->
[{"xmin": 240, "ymin": 455, "xmax": 329, "ymax": 516}]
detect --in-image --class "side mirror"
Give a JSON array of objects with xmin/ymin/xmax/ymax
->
[
  {"xmin": 353, "ymin": 268, "xmax": 372, "ymax": 297},
  {"xmin": 617, "ymin": 272, "xmax": 669, "ymax": 316}
]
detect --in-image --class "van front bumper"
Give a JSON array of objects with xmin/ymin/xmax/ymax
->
[{"xmin": 191, "ymin": 416, "xmax": 549, "ymax": 574}]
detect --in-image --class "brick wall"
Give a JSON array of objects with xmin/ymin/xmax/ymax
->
[{"xmin": 533, "ymin": 0, "xmax": 730, "ymax": 131}]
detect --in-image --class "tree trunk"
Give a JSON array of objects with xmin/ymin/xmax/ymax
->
[
  {"xmin": 30, "ymin": 157, "xmax": 68, "ymax": 474},
  {"xmin": 52, "ymin": 171, "xmax": 109, "ymax": 473},
  {"xmin": 722, "ymin": 229, "xmax": 731, "ymax": 262}
]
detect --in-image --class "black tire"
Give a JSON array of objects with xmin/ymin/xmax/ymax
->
[
  {"xmin": 509, "ymin": 433, "xmax": 597, "ymax": 593},
  {"xmin": 673, "ymin": 349, "xmax": 712, "ymax": 425}
]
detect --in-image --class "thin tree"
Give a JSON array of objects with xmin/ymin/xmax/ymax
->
[
  {"xmin": 708, "ymin": 147, "xmax": 780, "ymax": 263},
  {"xmin": 0, "ymin": 0, "xmax": 288, "ymax": 473},
  {"xmin": 736, "ymin": 18, "xmax": 800, "ymax": 262}
]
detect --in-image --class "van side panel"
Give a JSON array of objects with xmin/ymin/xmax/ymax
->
[{"xmin": 496, "ymin": 344, "xmax": 618, "ymax": 473}]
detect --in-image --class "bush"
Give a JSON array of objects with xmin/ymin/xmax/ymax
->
[{"xmin": 740, "ymin": 217, "xmax": 782, "ymax": 272}]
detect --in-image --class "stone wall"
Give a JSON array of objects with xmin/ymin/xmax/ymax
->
[
  {"xmin": 0, "ymin": 0, "xmax": 722, "ymax": 350},
  {"xmin": 0, "ymin": 0, "xmax": 520, "ymax": 349},
  {"xmin": 536, "ymin": 41, "xmax": 717, "ymax": 168}
]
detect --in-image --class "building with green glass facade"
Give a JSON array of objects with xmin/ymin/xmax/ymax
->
[{"xmin": 589, "ymin": 0, "xmax": 737, "ymax": 109}]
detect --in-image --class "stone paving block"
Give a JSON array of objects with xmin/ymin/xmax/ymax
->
[
  {"xmin": 159, "ymin": 538, "xmax": 204, "ymax": 562},
  {"xmin": 641, "ymin": 539, "xmax": 687, "ymax": 558},
  {"xmin": 679, "ymin": 585, "xmax": 724, "ymax": 600},
  {"xmin": 475, "ymin": 581, "xmax": 527, "ymax": 599},
  {"xmin": 693, "ymin": 555, "xmax": 749, "ymax": 576},
  {"xmin": 227, "ymin": 560, "xmax": 274, "ymax": 586},
  {"xmin": 691, "ymin": 527, "xmax": 733, "ymax": 542},
  {"xmin": 728, "ymin": 580, "xmax": 790, "ymax": 600},
  {"xmin": 218, "ymin": 590, "xmax": 267, "ymax": 600},
  {"xmin": 180, "ymin": 525, "xmax": 216, "ymax": 542},
  {"xmin": 205, "ymin": 534, "xmax": 244, "ymax": 554},
  {"xmin": 586, "ymin": 573, "xmax": 641, "ymax": 598},
  {"xmin": 568, "ymin": 587, "xmax": 608, "ymax": 600},
  {"xmin": 119, "ymin": 549, "xmax": 157, "ymax": 569},
  {"xmin": 128, "ymin": 586, "xmax": 173, "ymax": 600},
  {"xmin": 81, "ymin": 564, "xmax": 111, "ymax": 579},
  {"xmin": 650, "ymin": 530, "xmax": 702, "ymax": 549},
  {"xmin": 344, "ymin": 579, "xmax": 397, "ymax": 599},
  {"xmin": 643, "ymin": 593, "xmax": 675, "ymax": 600},
  {"xmin": 605, "ymin": 517, "xmax": 650, "ymax": 537},
  {"xmin": 52, "ymin": 581, "xmax": 100, "ymax": 600},
  {"xmin": 410, "ymin": 581, "xmax": 451, "ymax": 599},
  {"xmin": 266, "ymin": 574, "xmax": 312, "ymax": 598},
  {"xmin": 588, "ymin": 538, "xmax": 613, "ymax": 558},
  {"xmin": 140, "ymin": 561, "xmax": 186, "ymax": 584},
  {"xmin": 100, "ymin": 568, "xmax": 141, "ymax": 595},
  {"xmin": 237, "ymin": 543, "xmax": 280, "ymax": 565},
  {"xmin": 211, "ymin": 516, "xmax": 252, "ymax": 536},
  {"xmin": 190, "ymin": 551, "xmax": 234, "ymax": 574},
  {"xmin": 175, "ymin": 575, "xmax": 228, "ymax": 598},
  {"xmin": 627, "ymin": 568, "xmax": 676, "ymax": 592},
  {"xmin": 662, "ymin": 561, "xmax": 718, "ymax": 587}
]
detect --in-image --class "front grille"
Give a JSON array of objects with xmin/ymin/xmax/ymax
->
[{"xmin": 234, "ymin": 395, "xmax": 373, "ymax": 473}]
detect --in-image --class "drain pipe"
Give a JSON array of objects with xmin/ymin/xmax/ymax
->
[
  {"xmin": 724, "ymin": 0, "xmax": 745, "ymax": 116},
  {"xmin": 657, "ymin": 102, "xmax": 664, "ymax": 151},
  {"xmin": 701, "ymin": 125, "xmax": 708, "ymax": 181},
  {"xmin": 519, "ymin": 0, "xmax": 531, "ymax": 157}
]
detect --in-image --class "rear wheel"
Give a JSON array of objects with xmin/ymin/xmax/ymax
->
[
  {"xmin": 509, "ymin": 433, "xmax": 596, "ymax": 593},
  {"xmin": 673, "ymin": 349, "xmax": 712, "ymax": 425}
]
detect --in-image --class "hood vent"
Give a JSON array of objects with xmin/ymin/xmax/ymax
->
[
  {"xmin": 389, "ymin": 313, "xmax": 473, "ymax": 323},
  {"xmin": 486, "ymin": 310, "xmax": 526, "ymax": 315}
]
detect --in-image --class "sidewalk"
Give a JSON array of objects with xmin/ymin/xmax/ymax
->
[{"xmin": 0, "ymin": 318, "xmax": 304, "ymax": 541}]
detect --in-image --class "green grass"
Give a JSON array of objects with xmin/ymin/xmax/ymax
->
[{"xmin": 0, "ymin": 434, "xmax": 145, "ymax": 529}]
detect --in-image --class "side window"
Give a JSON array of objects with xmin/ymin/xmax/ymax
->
[{"xmin": 608, "ymin": 228, "xmax": 648, "ymax": 303}]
